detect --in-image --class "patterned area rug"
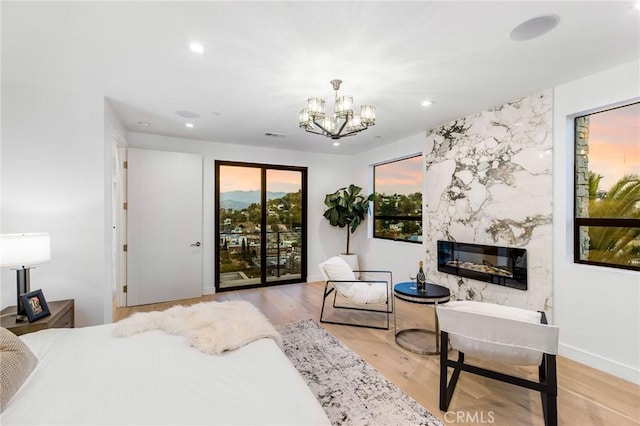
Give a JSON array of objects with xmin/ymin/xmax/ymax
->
[{"xmin": 279, "ymin": 319, "xmax": 444, "ymax": 426}]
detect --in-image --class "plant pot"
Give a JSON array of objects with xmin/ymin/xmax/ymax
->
[{"xmin": 339, "ymin": 253, "xmax": 360, "ymax": 279}]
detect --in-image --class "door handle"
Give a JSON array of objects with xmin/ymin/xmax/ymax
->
[{"xmin": 191, "ymin": 242, "xmax": 201, "ymax": 247}]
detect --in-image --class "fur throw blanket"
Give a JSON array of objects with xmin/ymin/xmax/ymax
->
[{"xmin": 113, "ymin": 300, "xmax": 282, "ymax": 355}]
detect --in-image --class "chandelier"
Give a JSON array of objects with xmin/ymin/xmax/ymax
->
[{"xmin": 299, "ymin": 79, "xmax": 375, "ymax": 140}]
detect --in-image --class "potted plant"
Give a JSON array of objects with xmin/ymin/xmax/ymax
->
[{"xmin": 323, "ymin": 184, "xmax": 376, "ymax": 273}]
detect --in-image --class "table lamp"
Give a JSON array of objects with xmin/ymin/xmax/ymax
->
[{"xmin": 0, "ymin": 233, "xmax": 51, "ymax": 321}]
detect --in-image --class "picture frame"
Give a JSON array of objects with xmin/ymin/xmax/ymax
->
[{"xmin": 20, "ymin": 289, "xmax": 51, "ymax": 323}]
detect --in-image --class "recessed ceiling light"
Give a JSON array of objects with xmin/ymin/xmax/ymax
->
[
  {"xmin": 185, "ymin": 123, "xmax": 194, "ymax": 128},
  {"xmin": 635, "ymin": 2, "xmax": 640, "ymax": 11},
  {"xmin": 421, "ymin": 100, "xmax": 433, "ymax": 107},
  {"xmin": 509, "ymin": 15, "xmax": 560, "ymax": 41},
  {"xmin": 333, "ymin": 142, "xmax": 340, "ymax": 147},
  {"xmin": 177, "ymin": 110, "xmax": 200, "ymax": 118},
  {"xmin": 138, "ymin": 121, "xmax": 151, "ymax": 128},
  {"xmin": 190, "ymin": 42, "xmax": 204, "ymax": 54}
]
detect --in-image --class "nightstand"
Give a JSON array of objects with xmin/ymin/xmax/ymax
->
[{"xmin": 1, "ymin": 299, "xmax": 74, "ymax": 336}]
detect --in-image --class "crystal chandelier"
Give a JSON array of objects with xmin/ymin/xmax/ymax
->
[{"xmin": 299, "ymin": 79, "xmax": 375, "ymax": 140}]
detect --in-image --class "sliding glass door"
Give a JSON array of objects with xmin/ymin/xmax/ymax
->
[{"xmin": 215, "ymin": 161, "xmax": 307, "ymax": 291}]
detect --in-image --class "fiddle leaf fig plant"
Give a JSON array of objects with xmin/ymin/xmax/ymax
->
[{"xmin": 323, "ymin": 184, "xmax": 376, "ymax": 255}]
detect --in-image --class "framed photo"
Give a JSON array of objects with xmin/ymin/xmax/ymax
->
[{"xmin": 20, "ymin": 289, "xmax": 51, "ymax": 323}]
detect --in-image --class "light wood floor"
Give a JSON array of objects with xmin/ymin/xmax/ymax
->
[{"xmin": 114, "ymin": 282, "xmax": 640, "ymax": 426}]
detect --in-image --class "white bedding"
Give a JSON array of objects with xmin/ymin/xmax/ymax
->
[{"xmin": 1, "ymin": 324, "xmax": 330, "ymax": 425}]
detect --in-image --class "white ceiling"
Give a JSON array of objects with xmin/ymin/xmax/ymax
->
[{"xmin": 2, "ymin": 1, "xmax": 639, "ymax": 155}]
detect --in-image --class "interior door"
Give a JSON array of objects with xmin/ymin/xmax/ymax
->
[
  {"xmin": 127, "ymin": 148, "xmax": 203, "ymax": 306},
  {"xmin": 115, "ymin": 144, "xmax": 127, "ymax": 308}
]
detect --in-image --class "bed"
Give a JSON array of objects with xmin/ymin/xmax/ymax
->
[{"xmin": 1, "ymin": 303, "xmax": 330, "ymax": 425}]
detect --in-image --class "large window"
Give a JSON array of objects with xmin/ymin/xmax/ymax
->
[
  {"xmin": 574, "ymin": 102, "xmax": 640, "ymax": 270},
  {"xmin": 373, "ymin": 155, "xmax": 422, "ymax": 242}
]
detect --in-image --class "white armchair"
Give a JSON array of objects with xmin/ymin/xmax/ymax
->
[
  {"xmin": 436, "ymin": 300, "xmax": 559, "ymax": 426},
  {"xmin": 318, "ymin": 256, "xmax": 392, "ymax": 329}
]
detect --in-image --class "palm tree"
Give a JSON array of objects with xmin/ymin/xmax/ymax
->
[
  {"xmin": 589, "ymin": 172, "xmax": 604, "ymax": 200},
  {"xmin": 587, "ymin": 173, "xmax": 640, "ymax": 265}
]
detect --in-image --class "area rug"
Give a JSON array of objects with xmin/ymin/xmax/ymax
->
[{"xmin": 279, "ymin": 319, "xmax": 444, "ymax": 426}]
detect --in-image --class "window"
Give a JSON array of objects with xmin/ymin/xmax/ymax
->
[
  {"xmin": 373, "ymin": 155, "xmax": 422, "ymax": 242},
  {"xmin": 574, "ymin": 102, "xmax": 640, "ymax": 271}
]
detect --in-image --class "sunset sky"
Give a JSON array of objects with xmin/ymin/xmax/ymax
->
[
  {"xmin": 587, "ymin": 102, "xmax": 640, "ymax": 191},
  {"xmin": 375, "ymin": 155, "xmax": 422, "ymax": 195},
  {"xmin": 219, "ymin": 165, "xmax": 301, "ymax": 193},
  {"xmin": 267, "ymin": 169, "xmax": 302, "ymax": 193}
]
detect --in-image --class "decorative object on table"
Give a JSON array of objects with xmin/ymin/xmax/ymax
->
[
  {"xmin": 318, "ymin": 256, "xmax": 392, "ymax": 330},
  {"xmin": 436, "ymin": 300, "xmax": 559, "ymax": 426},
  {"xmin": 299, "ymin": 79, "xmax": 376, "ymax": 140},
  {"xmin": 19, "ymin": 289, "xmax": 51, "ymax": 323},
  {"xmin": 408, "ymin": 269, "xmax": 417, "ymax": 285},
  {"xmin": 416, "ymin": 260, "xmax": 427, "ymax": 293},
  {"xmin": 322, "ymin": 184, "xmax": 376, "ymax": 277},
  {"xmin": 280, "ymin": 319, "xmax": 443, "ymax": 426},
  {"xmin": 0, "ymin": 233, "xmax": 51, "ymax": 322}
]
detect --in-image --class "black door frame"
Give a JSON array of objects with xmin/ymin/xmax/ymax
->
[{"xmin": 214, "ymin": 160, "xmax": 308, "ymax": 292}]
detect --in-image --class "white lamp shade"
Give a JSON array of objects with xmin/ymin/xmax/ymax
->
[
  {"xmin": 361, "ymin": 105, "xmax": 376, "ymax": 125},
  {"xmin": 321, "ymin": 116, "xmax": 336, "ymax": 134},
  {"xmin": 0, "ymin": 233, "xmax": 51, "ymax": 267},
  {"xmin": 335, "ymin": 96, "xmax": 354, "ymax": 118},
  {"xmin": 346, "ymin": 115, "xmax": 363, "ymax": 132},
  {"xmin": 307, "ymin": 98, "xmax": 325, "ymax": 117}
]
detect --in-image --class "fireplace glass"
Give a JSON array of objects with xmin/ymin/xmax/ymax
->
[{"xmin": 437, "ymin": 240, "xmax": 527, "ymax": 290}]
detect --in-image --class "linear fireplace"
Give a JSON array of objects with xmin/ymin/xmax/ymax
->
[{"xmin": 437, "ymin": 240, "xmax": 527, "ymax": 291}]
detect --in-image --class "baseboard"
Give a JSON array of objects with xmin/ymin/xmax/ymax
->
[
  {"xmin": 559, "ymin": 342, "xmax": 640, "ymax": 385},
  {"xmin": 307, "ymin": 274, "xmax": 322, "ymax": 283}
]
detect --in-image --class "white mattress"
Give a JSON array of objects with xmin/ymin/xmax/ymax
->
[{"xmin": 2, "ymin": 324, "xmax": 330, "ymax": 425}]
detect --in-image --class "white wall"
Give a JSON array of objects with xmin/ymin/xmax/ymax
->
[
  {"xmin": 553, "ymin": 59, "xmax": 640, "ymax": 384},
  {"xmin": 126, "ymin": 132, "xmax": 352, "ymax": 289},
  {"xmin": 1, "ymin": 82, "xmax": 108, "ymax": 326},
  {"xmin": 351, "ymin": 133, "xmax": 426, "ymax": 281}
]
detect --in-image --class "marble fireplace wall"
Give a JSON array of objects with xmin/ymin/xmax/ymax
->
[{"xmin": 424, "ymin": 90, "xmax": 553, "ymax": 315}]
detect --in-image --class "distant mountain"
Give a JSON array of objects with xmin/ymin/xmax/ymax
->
[
  {"xmin": 220, "ymin": 190, "xmax": 288, "ymax": 210},
  {"xmin": 220, "ymin": 199, "xmax": 251, "ymax": 211}
]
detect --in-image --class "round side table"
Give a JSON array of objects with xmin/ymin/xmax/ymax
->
[{"xmin": 393, "ymin": 282, "xmax": 451, "ymax": 355}]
